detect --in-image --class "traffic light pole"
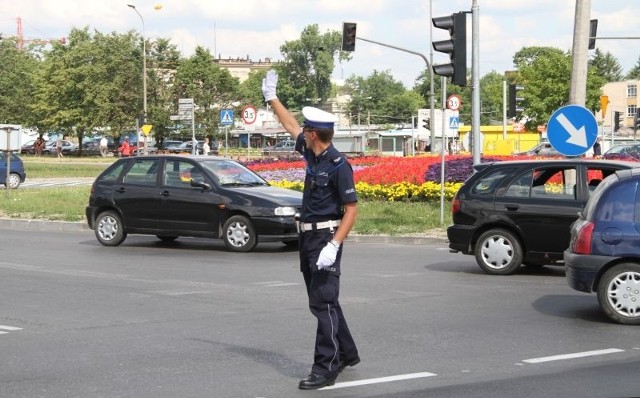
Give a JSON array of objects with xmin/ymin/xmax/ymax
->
[
  {"xmin": 355, "ymin": 36, "xmax": 436, "ymax": 155},
  {"xmin": 471, "ymin": 0, "xmax": 480, "ymax": 166}
]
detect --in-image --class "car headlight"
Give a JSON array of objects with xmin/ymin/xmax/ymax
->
[{"xmin": 274, "ymin": 206, "xmax": 296, "ymax": 216}]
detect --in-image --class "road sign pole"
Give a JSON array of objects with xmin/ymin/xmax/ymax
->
[{"xmin": 191, "ymin": 105, "xmax": 196, "ymax": 155}]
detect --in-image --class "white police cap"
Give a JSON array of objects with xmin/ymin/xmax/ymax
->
[{"xmin": 302, "ymin": 106, "xmax": 338, "ymax": 130}]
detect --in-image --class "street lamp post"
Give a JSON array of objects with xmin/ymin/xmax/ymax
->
[{"xmin": 127, "ymin": 4, "xmax": 147, "ymax": 153}]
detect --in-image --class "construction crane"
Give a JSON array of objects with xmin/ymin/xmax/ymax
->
[{"xmin": 0, "ymin": 17, "xmax": 66, "ymax": 50}]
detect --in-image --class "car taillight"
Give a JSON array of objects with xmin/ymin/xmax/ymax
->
[
  {"xmin": 572, "ymin": 221, "xmax": 594, "ymax": 254},
  {"xmin": 451, "ymin": 196, "xmax": 460, "ymax": 214}
]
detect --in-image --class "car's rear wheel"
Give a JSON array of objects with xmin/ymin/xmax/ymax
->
[
  {"xmin": 597, "ymin": 263, "xmax": 640, "ymax": 325},
  {"xmin": 95, "ymin": 210, "xmax": 127, "ymax": 246},
  {"xmin": 5, "ymin": 172, "xmax": 21, "ymax": 189},
  {"xmin": 222, "ymin": 215, "xmax": 257, "ymax": 252},
  {"xmin": 474, "ymin": 228, "xmax": 523, "ymax": 275},
  {"xmin": 156, "ymin": 235, "xmax": 178, "ymax": 242}
]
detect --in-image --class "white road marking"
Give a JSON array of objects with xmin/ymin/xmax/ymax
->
[
  {"xmin": 523, "ymin": 348, "xmax": 624, "ymax": 364},
  {"xmin": 0, "ymin": 325, "xmax": 23, "ymax": 331},
  {"xmin": 321, "ymin": 372, "xmax": 437, "ymax": 390}
]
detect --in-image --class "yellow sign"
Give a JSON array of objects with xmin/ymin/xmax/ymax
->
[
  {"xmin": 600, "ymin": 95, "xmax": 609, "ymax": 119},
  {"xmin": 141, "ymin": 124, "xmax": 153, "ymax": 136}
]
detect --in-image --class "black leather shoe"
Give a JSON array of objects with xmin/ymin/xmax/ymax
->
[
  {"xmin": 298, "ymin": 373, "xmax": 336, "ymax": 390},
  {"xmin": 337, "ymin": 356, "xmax": 361, "ymax": 373}
]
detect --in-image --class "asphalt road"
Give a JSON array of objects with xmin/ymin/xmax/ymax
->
[{"xmin": 1, "ymin": 227, "xmax": 639, "ymax": 398}]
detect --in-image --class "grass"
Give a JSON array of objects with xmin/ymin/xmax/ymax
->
[{"xmin": 3, "ymin": 157, "xmax": 452, "ymax": 235}]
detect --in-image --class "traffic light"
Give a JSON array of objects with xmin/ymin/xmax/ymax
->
[
  {"xmin": 508, "ymin": 84, "xmax": 524, "ymax": 118},
  {"xmin": 634, "ymin": 109, "xmax": 640, "ymax": 132},
  {"xmin": 417, "ymin": 114, "xmax": 430, "ymax": 132},
  {"xmin": 341, "ymin": 22, "xmax": 357, "ymax": 52},
  {"xmin": 588, "ymin": 19, "xmax": 598, "ymax": 50},
  {"xmin": 431, "ymin": 12, "xmax": 467, "ymax": 87},
  {"xmin": 614, "ymin": 111, "xmax": 623, "ymax": 132}
]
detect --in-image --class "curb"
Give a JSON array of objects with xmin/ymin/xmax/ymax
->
[
  {"xmin": 0, "ymin": 218, "xmax": 91, "ymax": 232},
  {"xmin": 0, "ymin": 218, "xmax": 447, "ymax": 245}
]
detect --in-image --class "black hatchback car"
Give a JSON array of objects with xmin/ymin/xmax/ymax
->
[
  {"xmin": 86, "ymin": 155, "xmax": 302, "ymax": 252},
  {"xmin": 564, "ymin": 168, "xmax": 640, "ymax": 325},
  {"xmin": 447, "ymin": 159, "xmax": 639, "ymax": 275}
]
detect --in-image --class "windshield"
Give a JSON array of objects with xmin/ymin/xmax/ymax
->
[{"xmin": 200, "ymin": 159, "xmax": 267, "ymax": 186}]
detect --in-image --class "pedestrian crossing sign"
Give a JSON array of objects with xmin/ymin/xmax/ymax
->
[
  {"xmin": 220, "ymin": 109, "xmax": 234, "ymax": 126},
  {"xmin": 449, "ymin": 116, "xmax": 459, "ymax": 130}
]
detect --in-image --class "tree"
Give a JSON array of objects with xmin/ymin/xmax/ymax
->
[
  {"xmin": 172, "ymin": 47, "xmax": 239, "ymax": 138},
  {"xmin": 147, "ymin": 37, "xmax": 182, "ymax": 144},
  {"xmin": 0, "ymin": 38, "xmax": 40, "ymax": 126},
  {"xmin": 345, "ymin": 70, "xmax": 408, "ymax": 124},
  {"xmin": 589, "ymin": 49, "xmax": 623, "ymax": 82},
  {"xmin": 513, "ymin": 46, "xmax": 605, "ymax": 129},
  {"xmin": 479, "ymin": 71, "xmax": 507, "ymax": 125},
  {"xmin": 627, "ymin": 56, "xmax": 640, "ymax": 79},
  {"xmin": 277, "ymin": 24, "xmax": 349, "ymax": 109}
]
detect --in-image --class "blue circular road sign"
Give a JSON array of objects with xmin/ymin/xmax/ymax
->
[{"xmin": 547, "ymin": 105, "xmax": 598, "ymax": 157}]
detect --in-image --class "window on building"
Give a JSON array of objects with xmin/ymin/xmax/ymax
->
[
  {"xmin": 628, "ymin": 105, "xmax": 638, "ymax": 118},
  {"xmin": 628, "ymin": 84, "xmax": 637, "ymax": 98}
]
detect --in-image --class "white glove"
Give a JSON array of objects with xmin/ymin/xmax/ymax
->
[
  {"xmin": 261, "ymin": 70, "xmax": 278, "ymax": 102},
  {"xmin": 316, "ymin": 241, "xmax": 340, "ymax": 269}
]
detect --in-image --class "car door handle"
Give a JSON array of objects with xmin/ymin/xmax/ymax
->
[
  {"xmin": 115, "ymin": 187, "xmax": 126, "ymax": 193},
  {"xmin": 160, "ymin": 190, "xmax": 170, "ymax": 196},
  {"xmin": 504, "ymin": 204, "xmax": 520, "ymax": 211}
]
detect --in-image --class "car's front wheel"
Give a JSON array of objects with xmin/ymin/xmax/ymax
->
[
  {"xmin": 95, "ymin": 210, "xmax": 127, "ymax": 247},
  {"xmin": 222, "ymin": 215, "xmax": 257, "ymax": 252},
  {"xmin": 474, "ymin": 228, "xmax": 523, "ymax": 275},
  {"xmin": 597, "ymin": 263, "xmax": 640, "ymax": 325},
  {"xmin": 5, "ymin": 172, "xmax": 21, "ymax": 189}
]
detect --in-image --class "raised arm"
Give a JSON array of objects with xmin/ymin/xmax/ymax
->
[{"xmin": 262, "ymin": 70, "xmax": 301, "ymax": 140}]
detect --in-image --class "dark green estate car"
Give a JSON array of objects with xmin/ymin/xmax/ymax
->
[{"xmin": 86, "ymin": 155, "xmax": 302, "ymax": 252}]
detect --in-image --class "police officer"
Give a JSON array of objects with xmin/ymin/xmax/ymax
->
[{"xmin": 262, "ymin": 70, "xmax": 360, "ymax": 390}]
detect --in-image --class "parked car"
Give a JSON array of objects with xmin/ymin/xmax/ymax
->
[
  {"xmin": 564, "ymin": 168, "xmax": 640, "ymax": 325},
  {"xmin": 165, "ymin": 140, "xmax": 204, "ymax": 155},
  {"xmin": 158, "ymin": 140, "xmax": 184, "ymax": 151},
  {"xmin": 513, "ymin": 142, "xmax": 562, "ymax": 157},
  {"xmin": 85, "ymin": 154, "xmax": 302, "ymax": 252},
  {"xmin": 20, "ymin": 139, "xmax": 36, "ymax": 155},
  {"xmin": 602, "ymin": 143, "xmax": 640, "ymax": 161},
  {"xmin": 0, "ymin": 152, "xmax": 26, "ymax": 189},
  {"xmin": 43, "ymin": 140, "xmax": 77, "ymax": 155},
  {"xmin": 131, "ymin": 142, "xmax": 159, "ymax": 156},
  {"xmin": 262, "ymin": 140, "xmax": 298, "ymax": 157},
  {"xmin": 82, "ymin": 137, "xmax": 116, "ymax": 156},
  {"xmin": 447, "ymin": 159, "xmax": 639, "ymax": 275}
]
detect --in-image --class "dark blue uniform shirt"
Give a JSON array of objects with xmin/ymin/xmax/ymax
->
[{"xmin": 295, "ymin": 132, "xmax": 358, "ymax": 223}]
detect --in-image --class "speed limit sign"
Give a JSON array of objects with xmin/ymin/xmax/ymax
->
[
  {"xmin": 241, "ymin": 105, "xmax": 257, "ymax": 125},
  {"xmin": 447, "ymin": 94, "xmax": 461, "ymax": 111}
]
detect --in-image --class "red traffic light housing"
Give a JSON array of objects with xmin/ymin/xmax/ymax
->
[
  {"xmin": 342, "ymin": 22, "xmax": 357, "ymax": 52},
  {"xmin": 432, "ymin": 12, "xmax": 467, "ymax": 87}
]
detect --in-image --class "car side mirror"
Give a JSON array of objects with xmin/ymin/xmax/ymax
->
[{"xmin": 190, "ymin": 179, "xmax": 210, "ymax": 190}]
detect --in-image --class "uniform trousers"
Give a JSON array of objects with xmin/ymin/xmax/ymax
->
[{"xmin": 300, "ymin": 229, "xmax": 358, "ymax": 377}]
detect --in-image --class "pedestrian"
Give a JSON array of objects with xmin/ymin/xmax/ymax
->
[
  {"xmin": 202, "ymin": 137, "xmax": 211, "ymax": 155},
  {"xmin": 593, "ymin": 136, "xmax": 602, "ymax": 158},
  {"xmin": 55, "ymin": 137, "xmax": 63, "ymax": 158},
  {"xmin": 118, "ymin": 137, "xmax": 131, "ymax": 157},
  {"xmin": 99, "ymin": 136, "xmax": 109, "ymax": 157},
  {"xmin": 34, "ymin": 135, "xmax": 45, "ymax": 156},
  {"xmin": 262, "ymin": 70, "xmax": 360, "ymax": 390}
]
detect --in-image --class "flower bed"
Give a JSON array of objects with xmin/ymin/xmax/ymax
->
[{"xmin": 245, "ymin": 154, "xmax": 601, "ymax": 202}]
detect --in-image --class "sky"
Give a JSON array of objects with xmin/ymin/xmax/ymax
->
[{"xmin": 1, "ymin": 0, "xmax": 639, "ymax": 88}]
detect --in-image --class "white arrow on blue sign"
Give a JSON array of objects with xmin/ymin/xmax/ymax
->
[
  {"xmin": 220, "ymin": 109, "xmax": 234, "ymax": 126},
  {"xmin": 547, "ymin": 105, "xmax": 598, "ymax": 156}
]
